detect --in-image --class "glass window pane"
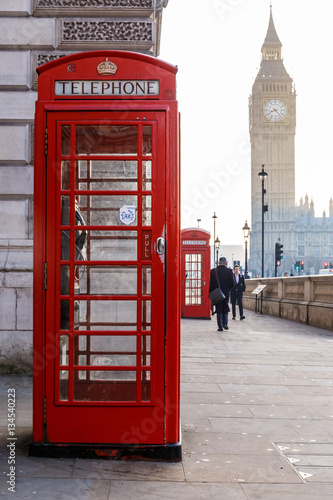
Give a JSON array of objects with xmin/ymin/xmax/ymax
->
[
  {"xmin": 77, "ymin": 300, "xmax": 137, "ymax": 331},
  {"xmin": 61, "ymin": 161, "xmax": 71, "ymax": 190},
  {"xmin": 141, "ymin": 335, "xmax": 151, "ymax": 367},
  {"xmin": 142, "ymin": 126, "xmax": 152, "ymax": 156},
  {"xmin": 61, "ymin": 125, "xmax": 71, "ymax": 156},
  {"xmin": 90, "ymin": 370, "xmax": 135, "ymax": 380},
  {"xmin": 142, "ymin": 160, "xmax": 152, "ymax": 190},
  {"xmin": 76, "ymin": 266, "xmax": 137, "ymax": 295},
  {"xmin": 78, "ymin": 355, "xmax": 136, "ymax": 366},
  {"xmin": 60, "ymin": 300, "xmax": 70, "ymax": 330},
  {"xmin": 142, "ymin": 300, "xmax": 151, "ymax": 331},
  {"xmin": 60, "ymin": 335, "xmax": 69, "ymax": 366},
  {"xmin": 76, "ymin": 125, "xmax": 138, "ymax": 156},
  {"xmin": 79, "ymin": 195, "xmax": 137, "ymax": 226},
  {"xmin": 141, "ymin": 371, "xmax": 151, "ymax": 402},
  {"xmin": 77, "ymin": 160, "xmax": 138, "ymax": 191},
  {"xmin": 87, "ymin": 230, "xmax": 137, "ymax": 261},
  {"xmin": 142, "ymin": 196, "xmax": 152, "ymax": 226},
  {"xmin": 77, "ymin": 335, "xmax": 137, "ymax": 352},
  {"xmin": 61, "ymin": 265, "xmax": 70, "ymax": 295},
  {"xmin": 59, "ymin": 370, "xmax": 69, "ymax": 401},
  {"xmin": 61, "ymin": 196, "xmax": 70, "ymax": 226},
  {"xmin": 142, "ymin": 266, "xmax": 151, "ymax": 295},
  {"xmin": 79, "ymin": 355, "xmax": 87, "ymax": 365}
]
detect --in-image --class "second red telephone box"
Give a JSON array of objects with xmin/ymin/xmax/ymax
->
[
  {"xmin": 181, "ymin": 228, "xmax": 211, "ymax": 319},
  {"xmin": 30, "ymin": 51, "xmax": 181, "ymax": 461}
]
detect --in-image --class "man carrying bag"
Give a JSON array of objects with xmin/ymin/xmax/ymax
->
[{"xmin": 209, "ymin": 257, "xmax": 234, "ymax": 332}]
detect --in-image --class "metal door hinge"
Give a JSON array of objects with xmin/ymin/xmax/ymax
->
[
  {"xmin": 44, "ymin": 262, "xmax": 47, "ymax": 290},
  {"xmin": 43, "ymin": 396, "xmax": 46, "ymax": 425},
  {"xmin": 44, "ymin": 128, "xmax": 48, "ymax": 156}
]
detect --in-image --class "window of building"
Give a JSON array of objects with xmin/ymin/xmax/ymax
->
[{"xmin": 298, "ymin": 246, "xmax": 305, "ymax": 257}]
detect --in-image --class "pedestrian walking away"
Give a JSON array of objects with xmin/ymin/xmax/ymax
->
[
  {"xmin": 230, "ymin": 264, "xmax": 246, "ymax": 320},
  {"xmin": 209, "ymin": 256, "xmax": 234, "ymax": 331}
]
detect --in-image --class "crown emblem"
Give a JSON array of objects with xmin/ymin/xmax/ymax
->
[{"xmin": 97, "ymin": 58, "xmax": 117, "ymax": 76}]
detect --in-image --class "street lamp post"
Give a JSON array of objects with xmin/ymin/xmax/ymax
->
[
  {"xmin": 215, "ymin": 236, "xmax": 220, "ymax": 267},
  {"xmin": 242, "ymin": 220, "xmax": 251, "ymax": 278},
  {"xmin": 212, "ymin": 212, "xmax": 217, "ymax": 265},
  {"xmin": 258, "ymin": 165, "xmax": 268, "ymax": 278}
]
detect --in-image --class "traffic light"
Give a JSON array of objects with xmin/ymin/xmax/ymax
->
[
  {"xmin": 324, "ymin": 261, "xmax": 329, "ymax": 268},
  {"xmin": 295, "ymin": 261, "xmax": 300, "ymax": 271},
  {"xmin": 275, "ymin": 242, "xmax": 284, "ymax": 266},
  {"xmin": 300, "ymin": 261, "xmax": 304, "ymax": 272}
]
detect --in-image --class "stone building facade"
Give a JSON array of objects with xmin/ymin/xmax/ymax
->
[
  {"xmin": 0, "ymin": 0, "xmax": 168, "ymax": 372},
  {"xmin": 294, "ymin": 196, "xmax": 333, "ymax": 273}
]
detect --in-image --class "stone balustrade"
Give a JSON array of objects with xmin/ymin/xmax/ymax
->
[{"xmin": 243, "ymin": 275, "xmax": 333, "ymax": 331}]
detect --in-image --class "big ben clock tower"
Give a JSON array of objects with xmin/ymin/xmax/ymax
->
[{"xmin": 249, "ymin": 6, "xmax": 296, "ymax": 276}]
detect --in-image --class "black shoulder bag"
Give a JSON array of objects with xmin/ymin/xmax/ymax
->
[{"xmin": 209, "ymin": 268, "xmax": 226, "ymax": 305}]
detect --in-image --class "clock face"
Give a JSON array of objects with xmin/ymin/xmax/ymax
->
[{"xmin": 264, "ymin": 99, "xmax": 287, "ymax": 122}]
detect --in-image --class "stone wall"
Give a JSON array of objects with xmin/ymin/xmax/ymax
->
[
  {"xmin": 0, "ymin": 0, "xmax": 167, "ymax": 373},
  {"xmin": 243, "ymin": 275, "xmax": 333, "ymax": 332}
]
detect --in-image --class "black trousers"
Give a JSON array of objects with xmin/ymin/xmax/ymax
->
[{"xmin": 231, "ymin": 293, "xmax": 243, "ymax": 318}]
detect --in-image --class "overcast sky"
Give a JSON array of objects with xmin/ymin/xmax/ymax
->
[{"xmin": 159, "ymin": 0, "xmax": 333, "ymax": 247}]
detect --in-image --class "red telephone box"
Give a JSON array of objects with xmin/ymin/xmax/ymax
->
[
  {"xmin": 30, "ymin": 51, "xmax": 181, "ymax": 461},
  {"xmin": 181, "ymin": 228, "xmax": 211, "ymax": 319}
]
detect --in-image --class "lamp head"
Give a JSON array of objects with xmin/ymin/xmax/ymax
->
[
  {"xmin": 242, "ymin": 220, "xmax": 250, "ymax": 239},
  {"xmin": 258, "ymin": 165, "xmax": 268, "ymax": 180}
]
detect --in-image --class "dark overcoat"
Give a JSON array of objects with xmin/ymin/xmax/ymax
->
[{"xmin": 209, "ymin": 265, "xmax": 234, "ymax": 314}]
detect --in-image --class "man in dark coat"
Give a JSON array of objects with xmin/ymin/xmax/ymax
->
[
  {"xmin": 209, "ymin": 257, "xmax": 234, "ymax": 331},
  {"xmin": 230, "ymin": 264, "xmax": 246, "ymax": 320}
]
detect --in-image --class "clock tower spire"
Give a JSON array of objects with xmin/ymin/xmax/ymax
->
[
  {"xmin": 262, "ymin": 4, "xmax": 282, "ymax": 61},
  {"xmin": 249, "ymin": 6, "xmax": 296, "ymax": 277}
]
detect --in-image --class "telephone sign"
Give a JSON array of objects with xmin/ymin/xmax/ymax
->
[{"xmin": 55, "ymin": 79, "xmax": 159, "ymax": 96}]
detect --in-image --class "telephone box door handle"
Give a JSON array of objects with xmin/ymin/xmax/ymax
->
[{"xmin": 156, "ymin": 237, "xmax": 165, "ymax": 255}]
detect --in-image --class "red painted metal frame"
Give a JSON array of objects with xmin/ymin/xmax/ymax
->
[
  {"xmin": 181, "ymin": 228, "xmax": 211, "ymax": 319},
  {"xmin": 32, "ymin": 51, "xmax": 180, "ymax": 458}
]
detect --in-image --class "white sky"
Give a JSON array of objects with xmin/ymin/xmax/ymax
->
[{"xmin": 159, "ymin": 0, "xmax": 333, "ymax": 247}]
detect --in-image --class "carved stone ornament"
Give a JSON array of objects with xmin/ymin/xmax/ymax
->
[
  {"xmin": 61, "ymin": 20, "xmax": 153, "ymax": 43},
  {"xmin": 32, "ymin": 52, "xmax": 75, "ymax": 89},
  {"xmin": 36, "ymin": 0, "xmax": 153, "ymax": 8},
  {"xmin": 97, "ymin": 58, "xmax": 117, "ymax": 75},
  {"xmin": 33, "ymin": 0, "xmax": 155, "ymax": 18}
]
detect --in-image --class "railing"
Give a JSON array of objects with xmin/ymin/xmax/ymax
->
[{"xmin": 243, "ymin": 275, "xmax": 333, "ymax": 332}]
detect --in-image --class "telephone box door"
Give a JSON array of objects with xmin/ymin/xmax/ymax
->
[{"xmin": 45, "ymin": 110, "xmax": 166, "ymax": 444}]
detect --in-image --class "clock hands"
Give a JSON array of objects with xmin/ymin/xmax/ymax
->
[
  {"xmin": 272, "ymin": 107, "xmax": 284, "ymax": 118},
  {"xmin": 268, "ymin": 106, "xmax": 285, "ymax": 120}
]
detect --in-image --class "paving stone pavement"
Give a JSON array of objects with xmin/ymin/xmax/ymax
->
[{"xmin": 1, "ymin": 310, "xmax": 333, "ymax": 499}]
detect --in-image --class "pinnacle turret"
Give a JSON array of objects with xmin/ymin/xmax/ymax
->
[
  {"xmin": 255, "ymin": 6, "xmax": 291, "ymax": 82},
  {"xmin": 262, "ymin": 5, "xmax": 282, "ymax": 53}
]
